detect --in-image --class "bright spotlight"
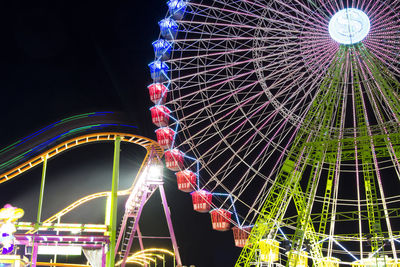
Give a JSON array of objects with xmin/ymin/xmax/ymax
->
[
  {"xmin": 329, "ymin": 8, "xmax": 370, "ymax": 45},
  {"xmin": 147, "ymin": 165, "xmax": 163, "ymax": 181}
]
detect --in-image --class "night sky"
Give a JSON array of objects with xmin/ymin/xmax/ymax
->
[{"xmin": 0, "ymin": 1, "xmax": 239, "ymax": 266}]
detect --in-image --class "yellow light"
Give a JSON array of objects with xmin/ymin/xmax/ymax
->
[
  {"xmin": 0, "ymin": 206, "xmax": 24, "ymax": 222},
  {"xmin": 134, "ymin": 248, "xmax": 174, "ymax": 256},
  {"xmin": 115, "ymin": 248, "xmax": 174, "ymax": 266},
  {"xmin": 287, "ymin": 251, "xmax": 308, "ymax": 267},
  {"xmin": 130, "ymin": 255, "xmax": 156, "ymax": 262},
  {"xmin": 259, "ymin": 239, "xmax": 279, "ymax": 263},
  {"xmin": 321, "ymin": 257, "xmax": 340, "ymax": 267},
  {"xmin": 351, "ymin": 257, "xmax": 395, "ymax": 267},
  {"xmin": 129, "ymin": 260, "xmax": 147, "ymax": 266},
  {"xmin": 37, "ymin": 246, "xmax": 82, "ymax": 255},
  {"xmin": 134, "ymin": 254, "xmax": 163, "ymax": 260},
  {"xmin": 116, "ymin": 255, "xmax": 153, "ymax": 266}
]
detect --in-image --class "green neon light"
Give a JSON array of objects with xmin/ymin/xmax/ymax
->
[{"xmin": 60, "ymin": 113, "xmax": 94, "ymax": 123}]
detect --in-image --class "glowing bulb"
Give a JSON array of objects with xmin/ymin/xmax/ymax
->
[
  {"xmin": 329, "ymin": 8, "xmax": 370, "ymax": 45},
  {"xmin": 148, "ymin": 165, "xmax": 163, "ymax": 180}
]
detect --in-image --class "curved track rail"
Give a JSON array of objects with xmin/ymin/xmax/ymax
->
[
  {"xmin": 0, "ymin": 114, "xmax": 172, "ymax": 266},
  {"xmin": 0, "ymin": 113, "xmax": 163, "ymax": 227},
  {"xmin": 0, "ymin": 132, "xmax": 163, "ymax": 184},
  {"xmin": 23, "ymin": 133, "xmax": 161, "ymax": 239},
  {"xmin": 0, "ymin": 132, "xmax": 163, "ymax": 227}
]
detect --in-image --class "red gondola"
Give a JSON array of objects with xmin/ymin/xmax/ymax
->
[
  {"xmin": 176, "ymin": 170, "xmax": 197, "ymax": 192},
  {"xmin": 232, "ymin": 226, "xmax": 252, "ymax": 247},
  {"xmin": 148, "ymin": 83, "xmax": 168, "ymax": 104},
  {"xmin": 150, "ymin": 105, "xmax": 171, "ymax": 127},
  {"xmin": 155, "ymin": 127, "xmax": 175, "ymax": 149},
  {"xmin": 164, "ymin": 149, "xmax": 184, "ymax": 171},
  {"xmin": 190, "ymin": 190, "xmax": 212, "ymax": 213},
  {"xmin": 210, "ymin": 209, "xmax": 232, "ymax": 231}
]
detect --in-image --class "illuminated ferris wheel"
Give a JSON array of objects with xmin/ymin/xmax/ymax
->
[{"xmin": 148, "ymin": 0, "xmax": 400, "ymax": 266}]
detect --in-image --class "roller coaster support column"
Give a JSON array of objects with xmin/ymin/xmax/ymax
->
[
  {"xmin": 32, "ymin": 154, "xmax": 48, "ymax": 265},
  {"xmin": 137, "ymin": 226, "xmax": 147, "ymax": 267},
  {"xmin": 106, "ymin": 136, "xmax": 121, "ymax": 267},
  {"xmin": 121, "ymin": 189, "xmax": 148, "ymax": 267},
  {"xmin": 159, "ymin": 184, "xmax": 182, "ymax": 267},
  {"xmin": 36, "ymin": 154, "xmax": 48, "ymax": 228},
  {"xmin": 31, "ymin": 242, "xmax": 39, "ymax": 267}
]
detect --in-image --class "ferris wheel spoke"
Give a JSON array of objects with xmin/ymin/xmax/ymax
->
[
  {"xmin": 359, "ymin": 0, "xmax": 373, "ymax": 13},
  {"xmin": 351, "ymin": 53, "xmax": 398, "ymax": 255},
  {"xmin": 195, "ymin": 110, "xmax": 293, "ymax": 189},
  {"xmin": 242, "ymin": 0, "xmax": 327, "ymax": 30},
  {"xmin": 169, "ymin": 48, "xmax": 295, "ymax": 85},
  {"xmin": 365, "ymin": 0, "xmax": 391, "ymax": 21},
  {"xmin": 359, "ymin": 74, "xmax": 398, "ymax": 256},
  {"xmin": 190, "ymin": 1, "xmax": 317, "ymax": 32},
  {"xmin": 169, "ymin": 51, "xmax": 326, "ymax": 113},
  {"xmin": 355, "ymin": 49, "xmax": 400, "ymax": 181},
  {"xmin": 176, "ymin": 76, "xmax": 299, "ymax": 151},
  {"xmin": 313, "ymin": 0, "xmax": 335, "ymax": 17},
  {"xmin": 222, "ymin": 87, "xmax": 328, "ymax": 220},
  {"xmin": 188, "ymin": 1, "xmax": 264, "ymax": 26},
  {"xmin": 364, "ymin": 42, "xmax": 400, "ymax": 71},
  {"xmin": 230, "ymin": 0, "xmax": 327, "ymax": 32},
  {"xmin": 171, "ymin": 35, "xmax": 329, "ymax": 54},
  {"xmin": 183, "ymin": 4, "xmax": 321, "ymax": 36},
  {"xmin": 350, "ymin": 58, "xmax": 366, "ymax": 255},
  {"xmin": 357, "ymin": 48, "xmax": 400, "ymax": 123}
]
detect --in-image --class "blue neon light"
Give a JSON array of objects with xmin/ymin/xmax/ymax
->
[
  {"xmin": 184, "ymin": 155, "xmax": 197, "ymax": 161},
  {"xmin": 149, "ymin": 61, "xmax": 169, "ymax": 82},
  {"xmin": 152, "ymin": 39, "xmax": 172, "ymax": 60},
  {"xmin": 167, "ymin": 0, "xmax": 187, "ymax": 20},
  {"xmin": 278, "ymin": 227, "xmax": 288, "ymax": 240},
  {"xmin": 212, "ymin": 192, "xmax": 230, "ymax": 197},
  {"xmin": 16, "ymin": 122, "xmax": 58, "ymax": 147},
  {"xmin": 229, "ymin": 195, "xmax": 240, "ymax": 225},
  {"xmin": 331, "ymin": 238, "xmax": 359, "ymax": 261},
  {"xmin": 329, "ymin": 8, "xmax": 370, "ymax": 45},
  {"xmin": 159, "ymin": 18, "xmax": 178, "ymax": 40},
  {"xmin": 23, "ymin": 123, "xmax": 137, "ymax": 158},
  {"xmin": 171, "ymin": 121, "xmax": 179, "ymax": 149},
  {"xmin": 88, "ymin": 111, "xmax": 114, "ymax": 117}
]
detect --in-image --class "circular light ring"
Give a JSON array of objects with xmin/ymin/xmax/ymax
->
[{"xmin": 329, "ymin": 8, "xmax": 370, "ymax": 45}]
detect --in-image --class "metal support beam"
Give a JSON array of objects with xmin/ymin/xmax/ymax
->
[
  {"xmin": 137, "ymin": 226, "xmax": 147, "ymax": 267},
  {"xmin": 32, "ymin": 242, "xmax": 39, "ymax": 267},
  {"xmin": 121, "ymin": 189, "xmax": 149, "ymax": 267},
  {"xmin": 115, "ymin": 213, "xmax": 129, "ymax": 257},
  {"xmin": 36, "ymin": 155, "xmax": 48, "ymax": 227},
  {"xmin": 159, "ymin": 184, "xmax": 182, "ymax": 267},
  {"xmin": 106, "ymin": 136, "xmax": 121, "ymax": 267}
]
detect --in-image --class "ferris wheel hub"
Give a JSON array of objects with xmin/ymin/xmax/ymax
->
[{"xmin": 329, "ymin": 8, "xmax": 370, "ymax": 45}]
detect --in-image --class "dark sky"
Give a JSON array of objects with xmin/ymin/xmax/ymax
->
[{"xmin": 0, "ymin": 0, "xmax": 239, "ymax": 266}]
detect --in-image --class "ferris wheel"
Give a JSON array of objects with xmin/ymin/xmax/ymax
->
[{"xmin": 147, "ymin": 0, "xmax": 400, "ymax": 266}]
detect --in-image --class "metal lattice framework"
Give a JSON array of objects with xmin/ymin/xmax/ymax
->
[{"xmin": 152, "ymin": 0, "xmax": 400, "ymax": 265}]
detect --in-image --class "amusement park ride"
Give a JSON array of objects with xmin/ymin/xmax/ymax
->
[
  {"xmin": 147, "ymin": 0, "xmax": 400, "ymax": 266},
  {"xmin": 0, "ymin": 113, "xmax": 183, "ymax": 267}
]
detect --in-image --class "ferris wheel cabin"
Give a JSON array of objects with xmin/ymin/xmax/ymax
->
[{"xmin": 175, "ymin": 169, "xmax": 197, "ymax": 193}]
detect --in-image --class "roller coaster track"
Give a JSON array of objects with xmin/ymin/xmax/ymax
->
[
  {"xmin": 0, "ymin": 132, "xmax": 163, "ymax": 231},
  {"xmin": 0, "ymin": 132, "xmax": 162, "ymax": 185},
  {"xmin": 0, "ymin": 112, "xmax": 163, "ymax": 227},
  {"xmin": 0, "ymin": 114, "xmax": 180, "ymax": 267}
]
